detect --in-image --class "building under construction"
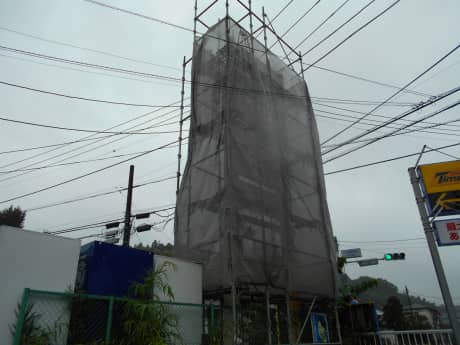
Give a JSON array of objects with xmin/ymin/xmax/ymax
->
[{"xmin": 175, "ymin": 2, "xmax": 339, "ymax": 343}]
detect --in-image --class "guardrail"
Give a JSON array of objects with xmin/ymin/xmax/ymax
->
[{"xmin": 357, "ymin": 329, "xmax": 454, "ymax": 345}]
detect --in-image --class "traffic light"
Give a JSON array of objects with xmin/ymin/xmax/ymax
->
[{"xmin": 384, "ymin": 253, "xmax": 406, "ymax": 261}]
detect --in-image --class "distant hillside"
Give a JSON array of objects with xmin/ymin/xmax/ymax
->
[{"xmin": 341, "ymin": 275, "xmax": 437, "ymax": 308}]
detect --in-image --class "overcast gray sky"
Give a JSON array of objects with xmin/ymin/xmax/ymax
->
[{"xmin": 0, "ymin": 0, "xmax": 459, "ymax": 305}]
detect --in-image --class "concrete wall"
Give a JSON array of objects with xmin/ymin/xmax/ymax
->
[
  {"xmin": 155, "ymin": 255, "xmax": 203, "ymax": 344},
  {"xmin": 0, "ymin": 226, "xmax": 80, "ymax": 345}
]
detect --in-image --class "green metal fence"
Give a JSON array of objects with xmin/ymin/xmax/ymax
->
[{"xmin": 12, "ymin": 288, "xmax": 215, "ymax": 345}]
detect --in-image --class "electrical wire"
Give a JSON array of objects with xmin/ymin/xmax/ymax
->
[
  {"xmin": 0, "ymin": 135, "xmax": 119, "ymax": 155},
  {"xmin": 316, "ymin": 109, "xmax": 460, "ymax": 139},
  {"xmin": 321, "ymin": 43, "xmax": 460, "ymax": 147},
  {"xmin": 323, "ymin": 93, "xmax": 460, "ymax": 164},
  {"xmin": 314, "ymin": 102, "xmax": 460, "ymax": 130},
  {"xmin": 0, "ymin": 25, "xmax": 181, "ymax": 71},
  {"xmin": 310, "ymin": 65, "xmax": 431, "ymax": 98},
  {"xmin": 319, "ymin": 112, "xmax": 460, "ymax": 149},
  {"xmin": 339, "ymin": 237, "xmax": 425, "ymax": 244},
  {"xmin": 0, "ymin": 115, "xmax": 180, "ymax": 135},
  {"xmin": 323, "ymin": 141, "xmax": 460, "ymax": 176},
  {"xmin": 268, "ymin": 0, "xmax": 321, "ymax": 49},
  {"xmin": 303, "ymin": 0, "xmax": 400, "ymax": 71},
  {"xmin": 0, "ymin": 148, "xmax": 180, "ymax": 174},
  {"xmin": 26, "ymin": 176, "xmax": 176, "ymax": 212},
  {"xmin": 270, "ymin": 0, "xmax": 297, "ymax": 23},
  {"xmin": 0, "ymin": 100, "xmax": 182, "ymax": 170},
  {"xmin": 0, "ymin": 108, "xmax": 184, "ymax": 185},
  {"xmin": 300, "ymin": 0, "xmax": 376, "ymax": 59},
  {"xmin": 0, "ymin": 80, "xmax": 185, "ymax": 108},
  {"xmin": 0, "ymin": 139, "xmax": 179, "ymax": 205},
  {"xmin": 0, "ymin": 52, "xmax": 182, "ymax": 89},
  {"xmin": 290, "ymin": 0, "xmax": 351, "ymax": 54},
  {"xmin": 48, "ymin": 205, "xmax": 176, "ymax": 234}
]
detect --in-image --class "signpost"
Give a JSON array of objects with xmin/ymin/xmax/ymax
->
[
  {"xmin": 357, "ymin": 258, "xmax": 379, "ymax": 267},
  {"xmin": 340, "ymin": 248, "xmax": 362, "ymax": 259},
  {"xmin": 433, "ymin": 218, "xmax": 460, "ymax": 246},
  {"xmin": 409, "ymin": 160, "xmax": 460, "ymax": 343},
  {"xmin": 417, "ymin": 160, "xmax": 460, "ymax": 216}
]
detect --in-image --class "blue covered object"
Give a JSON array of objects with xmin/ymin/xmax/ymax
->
[{"xmin": 76, "ymin": 241, "xmax": 154, "ymax": 297}]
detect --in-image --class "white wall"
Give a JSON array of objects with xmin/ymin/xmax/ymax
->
[
  {"xmin": 0, "ymin": 226, "xmax": 80, "ymax": 345},
  {"xmin": 155, "ymin": 255, "xmax": 203, "ymax": 344}
]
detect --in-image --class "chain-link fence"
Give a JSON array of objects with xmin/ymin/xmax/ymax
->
[{"xmin": 11, "ymin": 288, "xmax": 215, "ymax": 345}]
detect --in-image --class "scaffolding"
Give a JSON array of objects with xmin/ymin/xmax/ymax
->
[{"xmin": 174, "ymin": 1, "xmax": 340, "ymax": 344}]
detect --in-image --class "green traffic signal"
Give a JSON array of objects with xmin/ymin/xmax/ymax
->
[
  {"xmin": 384, "ymin": 253, "xmax": 393, "ymax": 261},
  {"xmin": 384, "ymin": 253, "xmax": 406, "ymax": 261}
]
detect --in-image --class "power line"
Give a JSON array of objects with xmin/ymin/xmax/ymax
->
[
  {"xmin": 312, "ymin": 96, "xmax": 414, "ymax": 107},
  {"xmin": 0, "ymin": 102, "xmax": 181, "ymax": 169},
  {"xmin": 0, "ymin": 25, "xmax": 181, "ymax": 71},
  {"xmin": 270, "ymin": 0, "xmax": 297, "ymax": 23},
  {"xmin": 323, "ymin": 94, "xmax": 460, "ymax": 164},
  {"xmin": 0, "ymin": 52, "xmax": 182, "ymax": 89},
  {"xmin": 26, "ymin": 176, "xmax": 176, "ymax": 212},
  {"xmin": 0, "ymin": 148, "xmax": 181, "ymax": 174},
  {"xmin": 291, "ymin": 0, "xmax": 351, "ymax": 54},
  {"xmin": 324, "ymin": 141, "xmax": 460, "ymax": 176},
  {"xmin": 0, "ymin": 115, "xmax": 180, "ymax": 135},
  {"xmin": 0, "ymin": 43, "xmax": 418, "ymax": 106},
  {"xmin": 48, "ymin": 205, "xmax": 176, "ymax": 234},
  {"xmin": 321, "ymin": 43, "xmax": 460, "ymax": 148},
  {"xmin": 0, "ymin": 107, "xmax": 183, "ymax": 184},
  {"xmin": 269, "ymin": 0, "xmax": 321, "ymax": 49},
  {"xmin": 320, "ymin": 113, "xmax": 460, "ymax": 148},
  {"xmin": 0, "ymin": 115, "xmax": 184, "ymax": 157},
  {"xmin": 339, "ymin": 237, "xmax": 425, "ymax": 244},
  {"xmin": 0, "ymin": 80, "xmax": 185, "ymax": 108},
  {"xmin": 0, "ymin": 140, "xmax": 179, "ymax": 204},
  {"xmin": 303, "ymin": 0, "xmax": 400, "ymax": 70},
  {"xmin": 83, "ymin": 0, "xmax": 195, "ymax": 34},
  {"xmin": 310, "ymin": 65, "xmax": 431, "ymax": 98},
  {"xmin": 0, "ymin": 135, "xmax": 119, "ymax": 155},
  {"xmin": 314, "ymin": 102, "xmax": 460, "ymax": 130},
  {"xmin": 0, "ymin": 42, "xmax": 426, "ymax": 107},
  {"xmin": 300, "ymin": 0, "xmax": 376, "ymax": 59},
  {"xmin": 316, "ymin": 109, "xmax": 460, "ymax": 139}
]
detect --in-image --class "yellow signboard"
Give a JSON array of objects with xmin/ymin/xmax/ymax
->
[
  {"xmin": 418, "ymin": 160, "xmax": 460, "ymax": 216},
  {"xmin": 419, "ymin": 160, "xmax": 460, "ymax": 194}
]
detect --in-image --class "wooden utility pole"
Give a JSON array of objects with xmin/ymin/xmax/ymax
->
[{"xmin": 122, "ymin": 165, "xmax": 134, "ymax": 246}]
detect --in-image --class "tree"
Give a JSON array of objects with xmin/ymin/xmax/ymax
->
[
  {"xmin": 0, "ymin": 205, "xmax": 26, "ymax": 228},
  {"xmin": 383, "ymin": 296, "xmax": 405, "ymax": 330},
  {"xmin": 405, "ymin": 313, "xmax": 431, "ymax": 330}
]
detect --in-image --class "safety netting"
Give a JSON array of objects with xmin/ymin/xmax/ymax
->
[{"xmin": 175, "ymin": 18, "xmax": 338, "ymax": 298}]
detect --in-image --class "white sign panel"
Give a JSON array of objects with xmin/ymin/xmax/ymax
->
[
  {"xmin": 433, "ymin": 219, "xmax": 460, "ymax": 246},
  {"xmin": 340, "ymin": 248, "xmax": 362, "ymax": 259}
]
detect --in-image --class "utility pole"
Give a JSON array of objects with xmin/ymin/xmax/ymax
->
[
  {"xmin": 122, "ymin": 165, "xmax": 134, "ymax": 247},
  {"xmin": 405, "ymin": 286, "xmax": 414, "ymax": 317},
  {"xmin": 409, "ymin": 167, "xmax": 460, "ymax": 342}
]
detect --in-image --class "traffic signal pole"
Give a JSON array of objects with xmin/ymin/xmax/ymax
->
[
  {"xmin": 122, "ymin": 165, "xmax": 134, "ymax": 247},
  {"xmin": 409, "ymin": 167, "xmax": 460, "ymax": 342}
]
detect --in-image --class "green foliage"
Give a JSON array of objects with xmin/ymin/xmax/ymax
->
[
  {"xmin": 383, "ymin": 296, "xmax": 405, "ymax": 330},
  {"xmin": 337, "ymin": 257, "xmax": 347, "ymax": 274},
  {"xmin": 339, "ymin": 277, "xmax": 379, "ymax": 305},
  {"xmin": 113, "ymin": 261, "xmax": 181, "ymax": 345},
  {"xmin": 10, "ymin": 302, "xmax": 55, "ymax": 345},
  {"xmin": 135, "ymin": 240, "xmax": 174, "ymax": 256},
  {"xmin": 0, "ymin": 205, "xmax": 26, "ymax": 228}
]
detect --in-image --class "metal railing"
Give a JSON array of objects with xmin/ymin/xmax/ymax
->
[
  {"xmin": 11, "ymin": 288, "xmax": 215, "ymax": 345},
  {"xmin": 357, "ymin": 329, "xmax": 455, "ymax": 345}
]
